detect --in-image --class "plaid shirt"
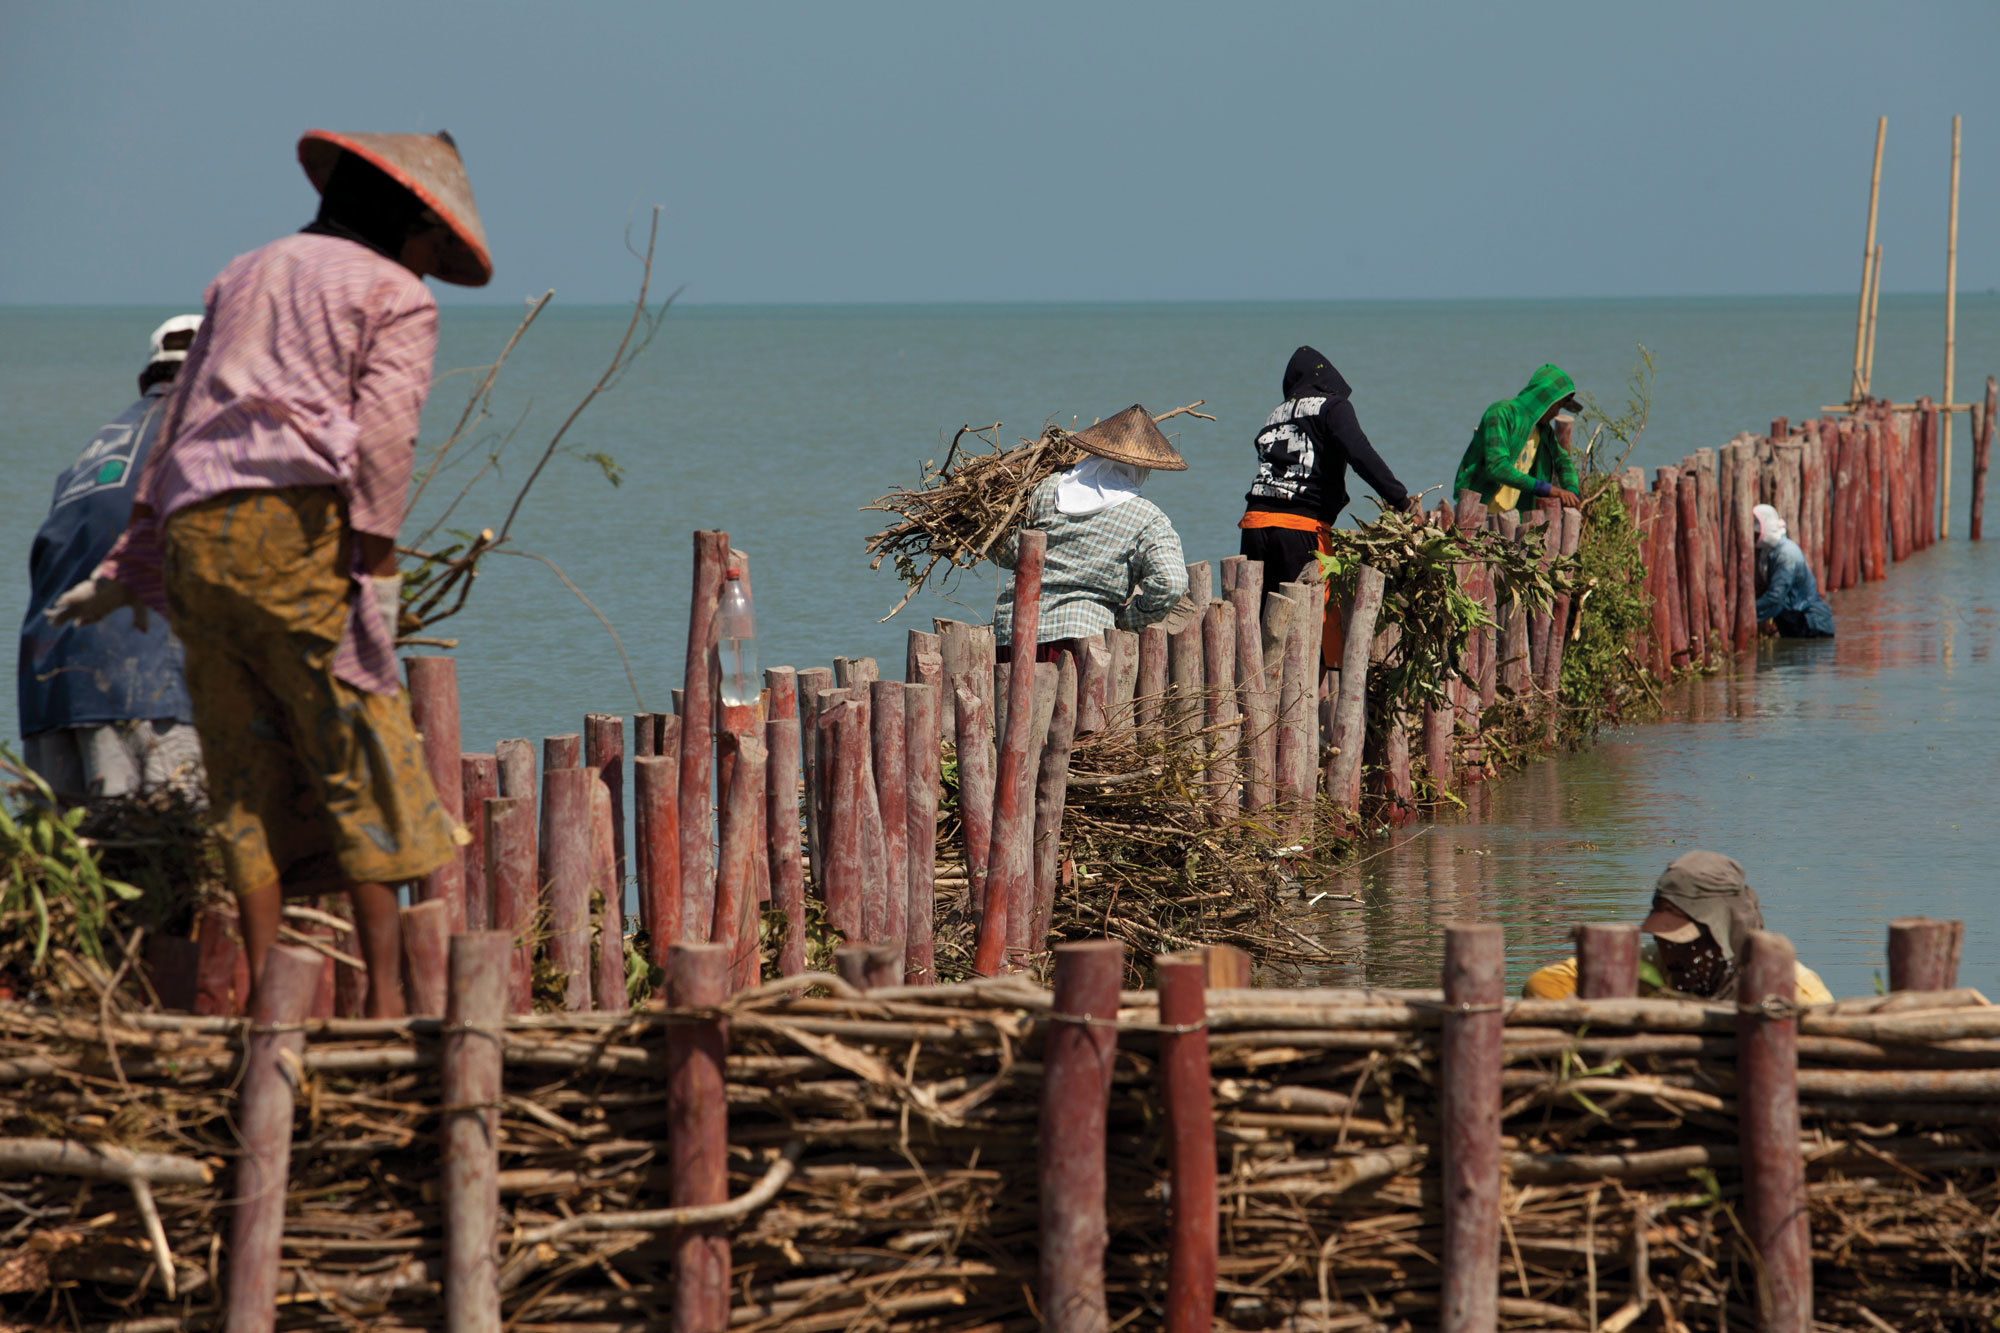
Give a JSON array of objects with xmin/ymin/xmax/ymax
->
[{"xmin": 994, "ymin": 478, "xmax": 1188, "ymax": 645}]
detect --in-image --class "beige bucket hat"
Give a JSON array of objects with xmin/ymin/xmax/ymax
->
[
  {"xmin": 298, "ymin": 129, "xmax": 492, "ymax": 287},
  {"xmin": 1067, "ymin": 405, "xmax": 1188, "ymax": 471}
]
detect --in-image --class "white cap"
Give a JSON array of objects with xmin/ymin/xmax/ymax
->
[{"xmin": 147, "ymin": 314, "xmax": 203, "ymax": 367}]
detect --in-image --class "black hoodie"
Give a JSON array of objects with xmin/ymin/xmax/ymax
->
[{"xmin": 1244, "ymin": 345, "xmax": 1409, "ymax": 521}]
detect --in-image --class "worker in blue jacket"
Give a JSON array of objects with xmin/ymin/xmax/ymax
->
[{"xmin": 1752, "ymin": 504, "xmax": 1834, "ymax": 639}]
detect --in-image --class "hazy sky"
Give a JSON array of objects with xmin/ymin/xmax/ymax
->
[{"xmin": 3, "ymin": 1, "xmax": 1995, "ymax": 306}]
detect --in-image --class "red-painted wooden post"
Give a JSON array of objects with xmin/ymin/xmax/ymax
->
[
  {"xmin": 1202, "ymin": 601, "xmax": 1240, "ymax": 822},
  {"xmin": 495, "ymin": 737, "xmax": 535, "ymax": 805},
  {"xmin": 904, "ymin": 680, "xmax": 940, "ymax": 984},
  {"xmin": 585, "ymin": 713, "xmax": 626, "ymax": 902},
  {"xmin": 1440, "ymin": 922, "xmax": 1502, "ymax": 1333},
  {"xmin": 680, "ymin": 531, "xmax": 730, "ymax": 944},
  {"xmin": 636, "ymin": 753, "xmax": 681, "ymax": 963},
  {"xmin": 225, "ymin": 943, "xmax": 319, "ymax": 1333},
  {"xmin": 1972, "ymin": 377, "xmax": 1995, "ymax": 540},
  {"xmin": 820, "ymin": 697, "xmax": 865, "ymax": 941},
  {"xmin": 834, "ymin": 939, "xmax": 903, "ymax": 990},
  {"xmin": 542, "ymin": 733, "xmax": 581, "ymax": 772},
  {"xmin": 1675, "ymin": 468, "xmax": 1709, "ymax": 665},
  {"xmin": 443, "ymin": 931, "xmax": 506, "ymax": 1333},
  {"xmin": 1167, "ymin": 618, "xmax": 1204, "ymax": 747},
  {"xmin": 1040, "ymin": 940, "xmax": 1124, "ymax": 1332},
  {"xmin": 590, "ymin": 777, "xmax": 626, "ymax": 1011},
  {"xmin": 1274, "ymin": 587, "xmax": 1313, "ymax": 835},
  {"xmin": 542, "ymin": 766, "xmax": 594, "ymax": 1010},
  {"xmin": 399, "ymin": 898, "xmax": 450, "ymax": 1018},
  {"xmin": 1526, "ymin": 509, "xmax": 1557, "ymax": 681},
  {"xmin": 870, "ymin": 680, "xmax": 909, "ymax": 945},
  {"xmin": 1732, "ymin": 452, "xmax": 1758, "ymax": 649},
  {"xmin": 797, "ymin": 666, "xmax": 834, "ymax": 891},
  {"xmin": 765, "ymin": 715, "xmax": 806, "ymax": 979},
  {"xmin": 1737, "ymin": 930, "xmax": 1812, "ymax": 1332},
  {"xmin": 977, "ymin": 531, "xmax": 1044, "ymax": 975},
  {"xmin": 460, "ymin": 753, "xmax": 498, "ymax": 932},
  {"xmin": 712, "ymin": 731, "xmax": 765, "ymax": 993},
  {"xmin": 406, "ymin": 656, "xmax": 467, "ymax": 932},
  {"xmin": 1656, "ymin": 470, "xmax": 1691, "ymax": 667},
  {"xmin": 1075, "ymin": 633, "xmax": 1110, "ymax": 734},
  {"xmin": 1135, "ymin": 623, "xmax": 1168, "ymax": 747},
  {"xmin": 1865, "ymin": 418, "xmax": 1887, "ymax": 579},
  {"xmin": 858, "ymin": 699, "xmax": 891, "ymax": 943},
  {"xmin": 1031, "ymin": 651, "xmax": 1080, "ymax": 949},
  {"xmin": 484, "ymin": 795, "xmax": 536, "ymax": 1015},
  {"xmin": 951, "ymin": 678, "xmax": 993, "ymax": 936},
  {"xmin": 1006, "ymin": 661, "xmax": 1056, "ymax": 964},
  {"xmin": 667, "ymin": 943, "xmax": 730, "ymax": 1333},
  {"xmin": 1575, "ymin": 922, "xmax": 1639, "ymax": 998},
  {"xmin": 1887, "ymin": 917, "xmax": 1964, "ymax": 991},
  {"xmin": 1105, "ymin": 627, "xmax": 1139, "ymax": 733},
  {"xmin": 1157, "ymin": 953, "xmax": 1217, "ymax": 1333},
  {"xmin": 1326, "ymin": 567, "xmax": 1386, "ymax": 815}
]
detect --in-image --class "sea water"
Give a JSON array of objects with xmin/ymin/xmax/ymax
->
[{"xmin": 3, "ymin": 296, "xmax": 1996, "ymax": 995}]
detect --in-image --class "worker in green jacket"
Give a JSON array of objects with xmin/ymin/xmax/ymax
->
[{"xmin": 1453, "ymin": 364, "xmax": 1585, "ymax": 514}]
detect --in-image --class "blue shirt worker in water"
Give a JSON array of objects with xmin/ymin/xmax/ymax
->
[
  {"xmin": 18, "ymin": 317, "xmax": 205, "ymax": 801},
  {"xmin": 1752, "ymin": 503, "xmax": 1834, "ymax": 639}
]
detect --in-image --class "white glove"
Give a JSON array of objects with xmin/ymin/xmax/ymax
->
[
  {"xmin": 372, "ymin": 572, "xmax": 403, "ymax": 640},
  {"xmin": 49, "ymin": 578, "xmax": 148, "ymax": 632}
]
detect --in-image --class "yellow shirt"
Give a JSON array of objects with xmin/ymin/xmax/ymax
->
[{"xmin": 1522, "ymin": 954, "xmax": 1833, "ymax": 1005}]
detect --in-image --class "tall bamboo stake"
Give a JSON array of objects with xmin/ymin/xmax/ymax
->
[
  {"xmin": 1942, "ymin": 115, "xmax": 1961, "ymax": 537},
  {"xmin": 1851, "ymin": 117, "xmax": 1886, "ymax": 402},
  {"xmin": 1863, "ymin": 244, "xmax": 1884, "ymax": 397}
]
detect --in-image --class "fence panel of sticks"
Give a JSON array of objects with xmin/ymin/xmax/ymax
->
[{"xmin": 2, "ymin": 917, "xmax": 1991, "ymax": 1332}]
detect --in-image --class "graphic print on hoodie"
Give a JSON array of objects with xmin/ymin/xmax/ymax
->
[{"xmin": 1244, "ymin": 346, "xmax": 1409, "ymax": 523}]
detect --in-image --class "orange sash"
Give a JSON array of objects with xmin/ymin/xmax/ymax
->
[{"xmin": 1237, "ymin": 512, "xmax": 1345, "ymax": 668}]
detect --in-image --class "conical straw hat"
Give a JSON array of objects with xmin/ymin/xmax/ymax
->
[
  {"xmin": 1067, "ymin": 405, "xmax": 1188, "ymax": 471},
  {"xmin": 298, "ymin": 129, "xmax": 492, "ymax": 287}
]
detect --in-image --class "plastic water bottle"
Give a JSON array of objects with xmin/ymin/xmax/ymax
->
[{"xmin": 718, "ymin": 567, "xmax": 758, "ymax": 706}]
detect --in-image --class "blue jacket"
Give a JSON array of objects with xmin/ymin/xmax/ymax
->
[
  {"xmin": 1754, "ymin": 537, "xmax": 1834, "ymax": 637},
  {"xmin": 17, "ymin": 385, "xmax": 194, "ymax": 735}
]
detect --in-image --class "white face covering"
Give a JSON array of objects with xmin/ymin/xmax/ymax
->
[
  {"xmin": 1753, "ymin": 503, "xmax": 1787, "ymax": 548},
  {"xmin": 1053, "ymin": 456, "xmax": 1149, "ymax": 516}
]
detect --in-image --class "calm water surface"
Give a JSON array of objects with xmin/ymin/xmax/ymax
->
[{"xmin": 3, "ymin": 296, "xmax": 1995, "ymax": 996}]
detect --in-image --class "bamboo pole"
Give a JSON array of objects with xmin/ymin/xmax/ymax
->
[
  {"xmin": 1887, "ymin": 917, "xmax": 1964, "ymax": 992},
  {"xmin": 870, "ymin": 681, "xmax": 909, "ymax": 946},
  {"xmin": 399, "ymin": 898, "xmax": 450, "ymax": 1018},
  {"xmin": 1575, "ymin": 923, "xmax": 1639, "ymax": 999},
  {"xmin": 1851, "ymin": 117, "xmax": 1886, "ymax": 402},
  {"xmin": 406, "ymin": 656, "xmax": 467, "ymax": 932},
  {"xmin": 666, "ymin": 944, "xmax": 730, "ymax": 1333},
  {"xmin": 1943, "ymin": 115, "xmax": 1961, "ymax": 536},
  {"xmin": 460, "ymin": 754, "xmax": 498, "ymax": 932},
  {"xmin": 1863, "ymin": 244, "xmax": 1884, "ymax": 397},
  {"xmin": 1040, "ymin": 940, "xmax": 1123, "ymax": 1333},
  {"xmin": 1440, "ymin": 923, "xmax": 1503, "ymax": 1333},
  {"xmin": 589, "ymin": 776, "xmax": 626, "ymax": 1011},
  {"xmin": 443, "ymin": 932, "xmax": 506, "ymax": 1333},
  {"xmin": 225, "ymin": 943, "xmax": 319, "ymax": 1333},
  {"xmin": 635, "ymin": 754, "xmax": 680, "ymax": 965},
  {"xmin": 680, "ymin": 531, "xmax": 730, "ymax": 938},
  {"xmin": 764, "ymin": 714, "xmax": 805, "ymax": 980},
  {"xmin": 484, "ymin": 795, "xmax": 536, "ymax": 1014},
  {"xmin": 1737, "ymin": 931, "xmax": 1812, "ymax": 1332},
  {"xmin": 977, "ymin": 530, "xmax": 1044, "ymax": 976},
  {"xmin": 543, "ymin": 767, "xmax": 594, "ymax": 1010},
  {"xmin": 1157, "ymin": 953, "xmax": 1217, "ymax": 1333},
  {"xmin": 903, "ymin": 681, "xmax": 939, "ymax": 984},
  {"xmin": 1031, "ymin": 651, "xmax": 1080, "ymax": 950},
  {"xmin": 713, "ymin": 734, "xmax": 765, "ymax": 994}
]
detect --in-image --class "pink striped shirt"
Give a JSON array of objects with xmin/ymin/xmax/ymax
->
[{"xmin": 98, "ymin": 233, "xmax": 438, "ymax": 694}]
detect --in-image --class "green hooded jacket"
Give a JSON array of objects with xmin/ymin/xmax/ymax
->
[{"xmin": 1451, "ymin": 364, "xmax": 1582, "ymax": 510}]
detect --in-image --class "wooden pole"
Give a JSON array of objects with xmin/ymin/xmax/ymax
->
[
  {"xmin": 484, "ymin": 795, "xmax": 536, "ymax": 1015},
  {"xmin": 1157, "ymin": 953, "xmax": 1217, "ymax": 1333},
  {"xmin": 1863, "ymin": 244, "xmax": 1884, "ymax": 398},
  {"xmin": 950, "ymin": 679, "xmax": 992, "ymax": 946},
  {"xmin": 1655, "ymin": 471, "xmax": 1690, "ymax": 667},
  {"xmin": 584, "ymin": 714, "xmax": 626, "ymax": 905},
  {"xmin": 543, "ymin": 733, "xmax": 580, "ymax": 772},
  {"xmin": 442, "ymin": 931, "xmax": 506, "ymax": 1333},
  {"xmin": 666, "ymin": 943, "xmax": 730, "ymax": 1333},
  {"xmin": 764, "ymin": 715, "xmax": 805, "ymax": 980},
  {"xmin": 1075, "ymin": 633, "xmax": 1110, "ymax": 734},
  {"xmin": 460, "ymin": 754, "xmax": 498, "ymax": 932},
  {"xmin": 1440, "ymin": 922, "xmax": 1503, "ymax": 1333},
  {"xmin": 816, "ymin": 696, "xmax": 863, "ymax": 942},
  {"xmin": 225, "ymin": 943, "xmax": 319, "ymax": 1333},
  {"xmin": 1106, "ymin": 627, "xmax": 1138, "ymax": 733},
  {"xmin": 903, "ymin": 680, "xmax": 939, "ymax": 984},
  {"xmin": 1135, "ymin": 623, "xmax": 1168, "ymax": 747},
  {"xmin": 1007, "ymin": 661, "xmax": 1057, "ymax": 963},
  {"xmin": 1201, "ymin": 602, "xmax": 1240, "ymax": 823},
  {"xmin": 1325, "ymin": 566, "xmax": 1386, "ymax": 814},
  {"xmin": 797, "ymin": 666, "xmax": 833, "ymax": 891},
  {"xmin": 1040, "ymin": 939, "xmax": 1123, "ymax": 1333},
  {"xmin": 833, "ymin": 939, "xmax": 903, "ymax": 990},
  {"xmin": 1887, "ymin": 916, "xmax": 1964, "ymax": 991},
  {"xmin": 1942, "ymin": 116, "xmax": 1961, "ymax": 536},
  {"xmin": 1031, "ymin": 651, "xmax": 1080, "ymax": 949},
  {"xmin": 870, "ymin": 680, "xmax": 909, "ymax": 946},
  {"xmin": 542, "ymin": 766, "xmax": 594, "ymax": 1010},
  {"xmin": 1167, "ymin": 619, "xmax": 1203, "ymax": 746},
  {"xmin": 977, "ymin": 531, "xmax": 1044, "ymax": 976},
  {"xmin": 1973, "ymin": 376, "xmax": 1996, "ymax": 539},
  {"xmin": 495, "ymin": 737, "xmax": 535, "ymax": 804},
  {"xmin": 635, "ymin": 753, "xmax": 681, "ymax": 965},
  {"xmin": 1865, "ymin": 417, "xmax": 1888, "ymax": 578},
  {"xmin": 713, "ymin": 733, "xmax": 765, "ymax": 993},
  {"xmin": 590, "ymin": 776, "xmax": 626, "ymax": 1011},
  {"xmin": 1575, "ymin": 922, "xmax": 1639, "ymax": 998},
  {"xmin": 399, "ymin": 898, "xmax": 450, "ymax": 1018},
  {"xmin": 680, "ymin": 531, "xmax": 730, "ymax": 941},
  {"xmin": 406, "ymin": 656, "xmax": 466, "ymax": 932},
  {"xmin": 1736, "ymin": 930, "xmax": 1812, "ymax": 1332},
  {"xmin": 1851, "ymin": 116, "xmax": 1886, "ymax": 402}
]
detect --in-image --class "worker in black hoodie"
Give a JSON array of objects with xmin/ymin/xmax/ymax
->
[{"xmin": 1238, "ymin": 347, "xmax": 1411, "ymax": 660}]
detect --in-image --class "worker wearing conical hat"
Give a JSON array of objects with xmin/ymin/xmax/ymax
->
[
  {"xmin": 995, "ymin": 406, "xmax": 1195, "ymax": 664},
  {"xmin": 52, "ymin": 130, "xmax": 493, "ymax": 1018}
]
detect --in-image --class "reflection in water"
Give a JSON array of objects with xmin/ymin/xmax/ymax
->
[{"xmin": 1298, "ymin": 540, "xmax": 2000, "ymax": 999}]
